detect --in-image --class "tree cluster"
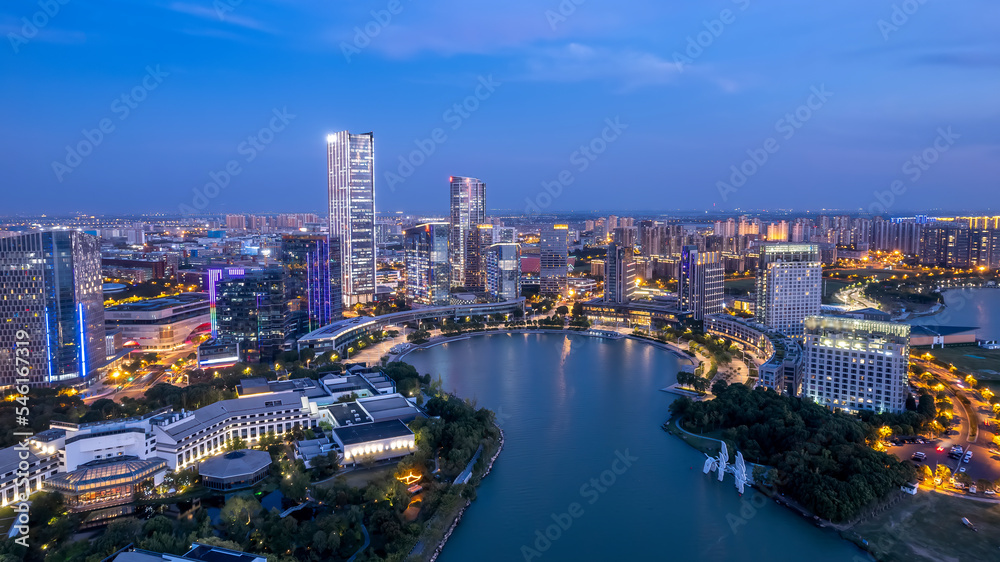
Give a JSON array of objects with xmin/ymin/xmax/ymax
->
[{"xmin": 670, "ymin": 382, "xmax": 916, "ymax": 523}]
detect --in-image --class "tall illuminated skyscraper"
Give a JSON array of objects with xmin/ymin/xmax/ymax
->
[
  {"xmin": 281, "ymin": 233, "xmax": 342, "ymax": 337},
  {"xmin": 679, "ymin": 246, "xmax": 724, "ymax": 320},
  {"xmin": 404, "ymin": 223, "xmax": 451, "ymax": 306},
  {"xmin": 449, "ymin": 176, "xmax": 486, "ymax": 287},
  {"xmin": 755, "ymin": 243, "xmax": 821, "ymax": 337},
  {"xmin": 327, "ymin": 131, "xmax": 376, "ymax": 306},
  {"xmin": 604, "ymin": 243, "xmax": 636, "ymax": 305},
  {"xmin": 0, "ymin": 231, "xmax": 105, "ymax": 387},
  {"xmin": 540, "ymin": 224, "xmax": 568, "ymax": 296},
  {"xmin": 486, "ymin": 243, "xmax": 521, "ymax": 301}
]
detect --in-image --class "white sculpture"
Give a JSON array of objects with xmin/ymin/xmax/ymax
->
[{"xmin": 703, "ymin": 443, "xmax": 754, "ymax": 495}]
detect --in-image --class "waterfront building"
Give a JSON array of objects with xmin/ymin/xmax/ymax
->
[
  {"xmin": 0, "ymin": 230, "xmax": 105, "ymax": 387},
  {"xmin": 207, "ymin": 267, "xmax": 285, "ymax": 363},
  {"xmin": 448, "ymin": 176, "xmax": 486, "ymax": 287},
  {"xmin": 281, "ymin": 233, "xmax": 342, "ymax": 337},
  {"xmin": 755, "ymin": 243, "xmax": 821, "ymax": 338},
  {"xmin": 678, "ymin": 246, "xmax": 724, "ymax": 321},
  {"xmin": 604, "ymin": 243, "xmax": 636, "ymax": 305},
  {"xmin": 802, "ymin": 316, "xmax": 911, "ymax": 414},
  {"xmin": 540, "ymin": 225, "xmax": 568, "ymax": 296},
  {"xmin": 485, "ymin": 242, "xmax": 521, "ymax": 300},
  {"xmin": 705, "ymin": 314, "xmax": 804, "ymax": 395},
  {"xmin": 404, "ymin": 223, "xmax": 451, "ymax": 306},
  {"xmin": 104, "ymin": 293, "xmax": 210, "ymax": 351},
  {"xmin": 327, "ymin": 131, "xmax": 376, "ymax": 305}
]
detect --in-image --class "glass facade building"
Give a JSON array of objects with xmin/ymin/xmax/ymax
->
[
  {"xmin": 604, "ymin": 243, "xmax": 636, "ymax": 305},
  {"xmin": 207, "ymin": 267, "xmax": 285, "ymax": 363},
  {"xmin": 404, "ymin": 223, "xmax": 451, "ymax": 306},
  {"xmin": 449, "ymin": 176, "xmax": 486, "ymax": 287},
  {"xmin": 679, "ymin": 245, "xmax": 724, "ymax": 320},
  {"xmin": 539, "ymin": 225, "xmax": 568, "ymax": 296},
  {"xmin": 327, "ymin": 131, "xmax": 376, "ymax": 306},
  {"xmin": 485, "ymin": 243, "xmax": 521, "ymax": 301},
  {"xmin": 281, "ymin": 233, "xmax": 342, "ymax": 337},
  {"xmin": 0, "ymin": 230, "xmax": 104, "ymax": 387}
]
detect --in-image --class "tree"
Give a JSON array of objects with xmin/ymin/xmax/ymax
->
[
  {"xmin": 934, "ymin": 464, "xmax": 951, "ymax": 485},
  {"xmin": 226, "ymin": 435, "xmax": 249, "ymax": 451},
  {"xmin": 220, "ymin": 494, "xmax": 262, "ymax": 540}
]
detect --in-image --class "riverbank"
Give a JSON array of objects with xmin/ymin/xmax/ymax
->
[{"xmin": 419, "ymin": 426, "xmax": 505, "ymax": 562}]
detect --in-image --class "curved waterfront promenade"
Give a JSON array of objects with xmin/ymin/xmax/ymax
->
[{"xmin": 392, "ymin": 327, "xmax": 697, "ymax": 366}]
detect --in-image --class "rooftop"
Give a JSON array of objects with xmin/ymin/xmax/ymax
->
[
  {"xmin": 333, "ymin": 419, "xmax": 413, "ymax": 446},
  {"xmin": 105, "ymin": 292, "xmax": 208, "ymax": 312},
  {"xmin": 197, "ymin": 449, "xmax": 271, "ymax": 479}
]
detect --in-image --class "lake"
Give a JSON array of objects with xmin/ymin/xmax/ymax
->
[{"xmin": 405, "ymin": 333, "xmax": 864, "ymax": 562}]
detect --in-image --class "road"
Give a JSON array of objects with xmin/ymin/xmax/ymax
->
[
  {"xmin": 896, "ymin": 358, "xmax": 1000, "ymax": 490},
  {"xmin": 83, "ymin": 343, "xmax": 197, "ymax": 404}
]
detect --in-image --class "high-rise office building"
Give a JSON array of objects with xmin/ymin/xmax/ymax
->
[
  {"xmin": 449, "ymin": 176, "xmax": 486, "ymax": 287},
  {"xmin": 540, "ymin": 225, "xmax": 568, "ymax": 296},
  {"xmin": 755, "ymin": 243, "xmax": 821, "ymax": 337},
  {"xmin": 802, "ymin": 316, "xmax": 911, "ymax": 414},
  {"xmin": 463, "ymin": 224, "xmax": 493, "ymax": 292},
  {"xmin": 281, "ymin": 234, "xmax": 342, "ymax": 337},
  {"xmin": 208, "ymin": 267, "xmax": 285, "ymax": 363},
  {"xmin": 486, "ymin": 243, "xmax": 521, "ymax": 301},
  {"xmin": 679, "ymin": 246, "xmax": 724, "ymax": 321},
  {"xmin": 327, "ymin": 131, "xmax": 376, "ymax": 306},
  {"xmin": 604, "ymin": 243, "xmax": 636, "ymax": 304},
  {"xmin": 404, "ymin": 223, "xmax": 451, "ymax": 306},
  {"xmin": 0, "ymin": 231, "xmax": 105, "ymax": 387}
]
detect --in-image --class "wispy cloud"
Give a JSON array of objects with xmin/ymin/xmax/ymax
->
[
  {"xmin": 518, "ymin": 43, "xmax": 683, "ymax": 90},
  {"xmin": 165, "ymin": 1, "xmax": 273, "ymax": 34}
]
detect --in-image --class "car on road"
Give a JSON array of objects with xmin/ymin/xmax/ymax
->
[
  {"xmin": 963, "ymin": 450, "xmax": 973, "ymax": 463},
  {"xmin": 986, "ymin": 490, "xmax": 996, "ymax": 496},
  {"xmin": 911, "ymin": 452, "xmax": 926, "ymax": 461}
]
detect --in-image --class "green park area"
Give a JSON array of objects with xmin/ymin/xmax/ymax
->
[
  {"xmin": 923, "ymin": 346, "xmax": 1000, "ymax": 381},
  {"xmin": 851, "ymin": 491, "xmax": 1000, "ymax": 561}
]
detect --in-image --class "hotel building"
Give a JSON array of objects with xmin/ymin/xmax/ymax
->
[
  {"xmin": 802, "ymin": 316, "xmax": 911, "ymax": 414},
  {"xmin": 755, "ymin": 243, "xmax": 821, "ymax": 338}
]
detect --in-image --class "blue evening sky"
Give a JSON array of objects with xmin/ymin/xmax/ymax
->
[{"xmin": 1, "ymin": 0, "xmax": 998, "ymax": 215}]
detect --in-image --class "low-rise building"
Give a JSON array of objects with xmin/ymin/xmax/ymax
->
[
  {"xmin": 105, "ymin": 293, "xmax": 210, "ymax": 351},
  {"xmin": 705, "ymin": 314, "xmax": 804, "ymax": 395}
]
